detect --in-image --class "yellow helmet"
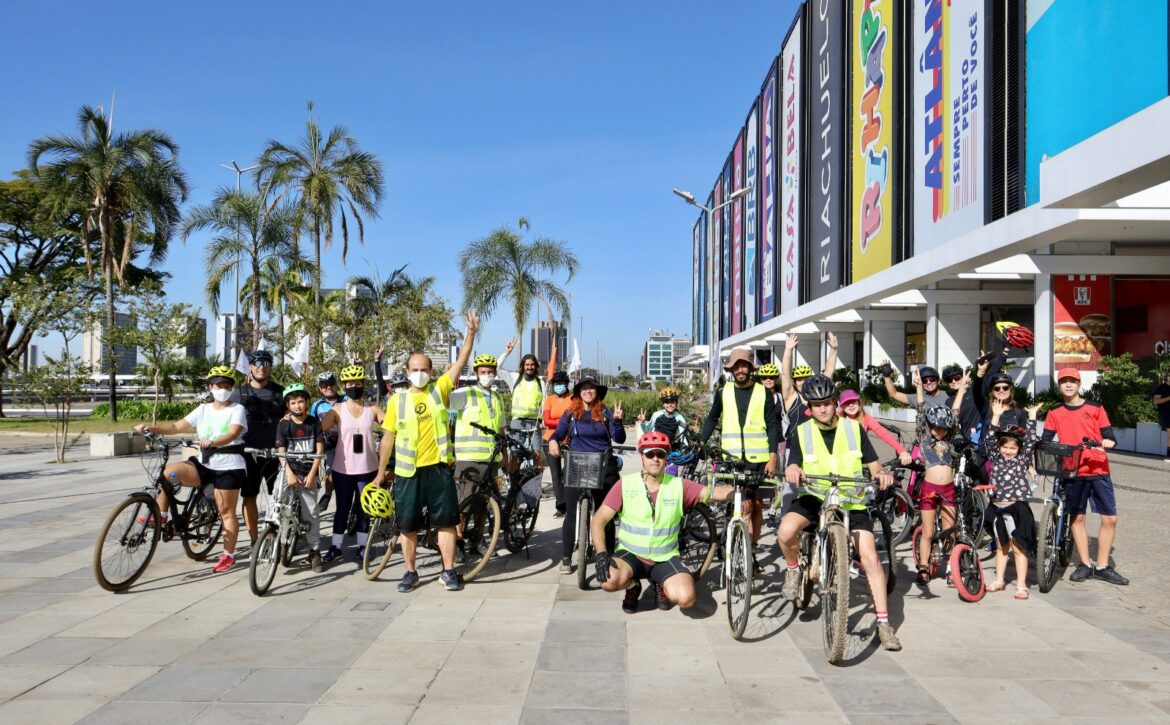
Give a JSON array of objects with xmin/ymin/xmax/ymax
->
[
  {"xmin": 757, "ymin": 363, "xmax": 780, "ymax": 378},
  {"xmin": 791, "ymin": 364, "xmax": 814, "ymax": 379},
  {"xmin": 360, "ymin": 485, "xmax": 394, "ymax": 519},
  {"xmin": 473, "ymin": 354, "xmax": 499, "ymax": 369},
  {"xmin": 339, "ymin": 364, "xmax": 366, "ymax": 382},
  {"xmin": 207, "ymin": 365, "xmax": 237, "ymax": 383},
  {"xmin": 658, "ymin": 386, "xmax": 680, "ymax": 401}
]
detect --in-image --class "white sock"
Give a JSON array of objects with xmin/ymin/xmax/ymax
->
[
  {"xmin": 332, "ymin": 533, "xmax": 343, "ymax": 547},
  {"xmin": 357, "ymin": 532, "xmax": 368, "ymax": 546}
]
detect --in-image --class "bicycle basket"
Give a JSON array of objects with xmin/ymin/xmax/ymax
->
[
  {"xmin": 563, "ymin": 450, "xmax": 607, "ymax": 490},
  {"xmin": 1033, "ymin": 440, "xmax": 1083, "ymax": 478}
]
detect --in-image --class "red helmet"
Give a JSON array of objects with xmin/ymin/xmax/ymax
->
[
  {"xmin": 637, "ymin": 431, "xmax": 672, "ymax": 452},
  {"xmin": 1003, "ymin": 324, "xmax": 1034, "ymax": 349}
]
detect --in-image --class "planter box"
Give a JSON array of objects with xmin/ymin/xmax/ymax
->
[
  {"xmin": 1112, "ymin": 427, "xmax": 1137, "ymax": 452},
  {"xmin": 865, "ymin": 404, "xmax": 916, "ymax": 424},
  {"xmin": 1135, "ymin": 422, "xmax": 1168, "ymax": 456},
  {"xmin": 90, "ymin": 432, "xmax": 146, "ymax": 458}
]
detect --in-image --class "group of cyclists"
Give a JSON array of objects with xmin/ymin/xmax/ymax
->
[{"xmin": 131, "ymin": 318, "xmax": 1130, "ymax": 657}]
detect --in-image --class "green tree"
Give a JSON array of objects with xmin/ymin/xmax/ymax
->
[
  {"xmin": 28, "ymin": 105, "xmax": 189, "ymax": 422},
  {"xmin": 352, "ymin": 272, "xmax": 454, "ymax": 370},
  {"xmin": 257, "ymin": 102, "xmax": 385, "ymax": 315},
  {"xmin": 20, "ymin": 352, "xmax": 92, "ymax": 462},
  {"xmin": 247, "ymin": 256, "xmax": 312, "ymax": 364},
  {"xmin": 458, "ymin": 218, "xmax": 578, "ymax": 357},
  {"xmin": 181, "ymin": 188, "xmax": 312, "ymax": 352},
  {"xmin": 107, "ymin": 292, "xmax": 201, "ymax": 426}
]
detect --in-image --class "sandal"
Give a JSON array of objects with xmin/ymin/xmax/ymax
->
[
  {"xmin": 1014, "ymin": 587, "xmax": 1029, "ymax": 600},
  {"xmin": 986, "ymin": 581, "xmax": 1006, "ymax": 593}
]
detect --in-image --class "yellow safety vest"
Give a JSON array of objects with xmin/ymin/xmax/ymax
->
[
  {"xmin": 511, "ymin": 377, "xmax": 543, "ymax": 419},
  {"xmin": 798, "ymin": 418, "xmax": 866, "ymax": 510},
  {"xmin": 721, "ymin": 383, "xmax": 770, "ymax": 462},
  {"xmin": 391, "ymin": 385, "xmax": 452, "ymax": 477},
  {"xmin": 454, "ymin": 387, "xmax": 504, "ymax": 462},
  {"xmin": 616, "ymin": 473, "xmax": 684, "ymax": 562}
]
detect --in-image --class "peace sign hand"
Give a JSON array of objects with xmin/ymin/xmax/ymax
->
[
  {"xmin": 613, "ymin": 400, "xmax": 624, "ymax": 420},
  {"xmin": 636, "ymin": 409, "xmax": 646, "ymax": 423}
]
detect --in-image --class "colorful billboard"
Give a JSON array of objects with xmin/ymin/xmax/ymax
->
[
  {"xmin": 759, "ymin": 63, "xmax": 778, "ymax": 322},
  {"xmin": 722, "ymin": 160, "xmax": 732, "ymax": 338},
  {"xmin": 706, "ymin": 193, "xmax": 715, "ymax": 347},
  {"xmin": 1115, "ymin": 278, "xmax": 1170, "ymax": 359},
  {"xmin": 913, "ymin": 0, "xmax": 986, "ymax": 253},
  {"xmin": 1052, "ymin": 274, "xmax": 1112, "ymax": 372},
  {"xmin": 698, "ymin": 211, "xmax": 708, "ymax": 345},
  {"xmin": 779, "ymin": 18, "xmax": 803, "ymax": 313},
  {"xmin": 808, "ymin": 0, "xmax": 844, "ymax": 299},
  {"xmin": 744, "ymin": 102, "xmax": 759, "ymax": 330},
  {"xmin": 1026, "ymin": 2, "xmax": 1168, "ymax": 205},
  {"xmin": 851, "ymin": 0, "xmax": 895, "ymax": 281},
  {"xmin": 732, "ymin": 133, "xmax": 745, "ymax": 336}
]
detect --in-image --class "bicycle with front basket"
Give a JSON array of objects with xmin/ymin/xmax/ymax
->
[
  {"xmin": 1034, "ymin": 438, "xmax": 1100, "ymax": 593},
  {"xmin": 246, "ymin": 448, "xmax": 325, "ymax": 595},
  {"xmin": 93, "ymin": 432, "xmax": 226, "ymax": 592}
]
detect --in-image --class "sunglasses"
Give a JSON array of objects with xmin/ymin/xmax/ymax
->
[
  {"xmin": 921, "ymin": 377, "xmax": 939, "ymax": 384},
  {"xmin": 642, "ymin": 450, "xmax": 668, "ymax": 460},
  {"xmin": 992, "ymin": 384, "xmax": 1013, "ymax": 392},
  {"xmin": 945, "ymin": 376, "xmax": 962, "ymax": 384},
  {"xmin": 250, "ymin": 361, "xmax": 272, "ymax": 368}
]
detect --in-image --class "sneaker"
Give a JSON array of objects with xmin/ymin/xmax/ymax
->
[
  {"xmin": 315, "ymin": 491, "xmax": 332, "ymax": 515},
  {"xmin": 557, "ymin": 557, "xmax": 572, "ymax": 574},
  {"xmin": 212, "ymin": 553, "xmax": 236, "ymax": 573},
  {"xmin": 1093, "ymin": 566, "xmax": 1129, "ymax": 586},
  {"xmin": 440, "ymin": 569, "xmax": 463, "ymax": 592},
  {"xmin": 553, "ymin": 509, "xmax": 566, "ymax": 519},
  {"xmin": 781, "ymin": 567, "xmax": 802, "ymax": 601},
  {"xmin": 915, "ymin": 568, "xmax": 930, "ymax": 588},
  {"xmin": 655, "ymin": 584, "xmax": 670, "ymax": 611},
  {"xmin": 323, "ymin": 545, "xmax": 343, "ymax": 563},
  {"xmin": 945, "ymin": 575, "xmax": 955, "ymax": 589},
  {"xmin": 398, "ymin": 570, "xmax": 419, "ymax": 593},
  {"xmin": 353, "ymin": 546, "xmax": 365, "ymax": 563},
  {"xmin": 136, "ymin": 513, "xmax": 168, "ymax": 526},
  {"xmin": 1069, "ymin": 564, "xmax": 1094, "ymax": 582},
  {"xmin": 622, "ymin": 581, "xmax": 642, "ymax": 614},
  {"xmin": 877, "ymin": 623, "xmax": 902, "ymax": 651},
  {"xmin": 309, "ymin": 550, "xmax": 324, "ymax": 573}
]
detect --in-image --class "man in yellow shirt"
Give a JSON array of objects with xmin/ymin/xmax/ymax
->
[{"xmin": 373, "ymin": 310, "xmax": 479, "ymax": 592}]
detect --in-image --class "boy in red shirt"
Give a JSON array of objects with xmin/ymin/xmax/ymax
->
[{"xmin": 1040, "ymin": 368, "xmax": 1128, "ymax": 585}]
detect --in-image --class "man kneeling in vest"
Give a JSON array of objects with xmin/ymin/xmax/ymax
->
[
  {"xmin": 590, "ymin": 431, "xmax": 735, "ymax": 614},
  {"xmin": 775, "ymin": 374, "xmax": 902, "ymax": 652}
]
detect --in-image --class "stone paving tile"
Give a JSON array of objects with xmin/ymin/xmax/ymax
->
[
  {"xmin": 919, "ymin": 676, "xmax": 1060, "ymax": 719},
  {"xmin": 218, "ymin": 666, "xmax": 344, "ymax": 703},
  {"xmin": 545, "ymin": 619, "xmax": 626, "ymax": 645},
  {"xmin": 525, "ymin": 670, "xmax": 625, "ymax": 711},
  {"xmin": 1018, "ymin": 678, "xmax": 1166, "ymax": 718},
  {"xmin": 321, "ymin": 666, "xmax": 438, "ymax": 705},
  {"xmin": 416, "ymin": 703, "xmax": 524, "ymax": 724},
  {"xmin": 424, "ymin": 665, "xmax": 533, "ymax": 706},
  {"xmin": 627, "ymin": 643, "xmax": 719, "ymax": 675},
  {"xmin": 444, "ymin": 639, "xmax": 541, "ymax": 671},
  {"xmin": 536, "ymin": 642, "xmax": 625, "ymax": 673},
  {"xmin": 120, "ymin": 665, "xmax": 252, "ymax": 702},
  {"xmin": 0, "ymin": 663, "xmax": 71, "ymax": 700},
  {"xmin": 0, "ymin": 696, "xmax": 106, "ymax": 724},
  {"xmin": 1063, "ymin": 649, "xmax": 1170, "ymax": 681},
  {"xmin": 818, "ymin": 673, "xmax": 950, "ymax": 716},
  {"xmin": 58, "ymin": 608, "xmax": 174, "ymax": 639},
  {"xmin": 1111, "ymin": 679, "xmax": 1170, "ymax": 717},
  {"xmin": 83, "ymin": 637, "xmax": 203, "ymax": 667},
  {"xmin": 0, "ymin": 636, "xmax": 118, "ymax": 665},
  {"xmin": 521, "ymin": 707, "xmax": 627, "ymax": 725},
  {"xmin": 298, "ymin": 703, "xmax": 415, "ymax": 725},
  {"xmin": 726, "ymin": 674, "xmax": 842, "ymax": 714},
  {"xmin": 19, "ymin": 664, "xmax": 159, "ymax": 701},
  {"xmin": 626, "ymin": 673, "xmax": 730, "ymax": 711},
  {"xmin": 77, "ymin": 700, "xmax": 208, "ymax": 724},
  {"xmin": 378, "ymin": 614, "xmax": 471, "ymax": 642},
  {"xmin": 0, "ymin": 611, "xmax": 94, "ymax": 640},
  {"xmin": 190, "ymin": 702, "xmax": 308, "ymax": 724},
  {"xmin": 477, "ymin": 596, "xmax": 555, "ymax": 619},
  {"xmin": 549, "ymin": 599, "xmax": 630, "ymax": 621},
  {"xmin": 350, "ymin": 639, "xmax": 454, "ymax": 670}
]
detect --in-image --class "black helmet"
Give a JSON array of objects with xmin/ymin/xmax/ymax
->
[
  {"xmin": 988, "ymin": 373, "xmax": 1014, "ymax": 388},
  {"xmin": 918, "ymin": 366, "xmax": 940, "ymax": 382},
  {"xmin": 941, "ymin": 364, "xmax": 963, "ymax": 381},
  {"xmin": 317, "ymin": 371, "xmax": 337, "ymax": 386},
  {"xmin": 389, "ymin": 372, "xmax": 409, "ymax": 389},
  {"xmin": 248, "ymin": 349, "xmax": 274, "ymax": 366},
  {"xmin": 996, "ymin": 425, "xmax": 1027, "ymax": 443},
  {"xmin": 801, "ymin": 374, "xmax": 837, "ymax": 403},
  {"xmin": 550, "ymin": 370, "xmax": 570, "ymax": 384},
  {"xmin": 924, "ymin": 405, "xmax": 955, "ymax": 429}
]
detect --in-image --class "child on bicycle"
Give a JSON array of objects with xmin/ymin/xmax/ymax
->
[
  {"xmin": 912, "ymin": 372, "xmax": 970, "ymax": 589},
  {"xmin": 982, "ymin": 399, "xmax": 1042, "ymax": 599},
  {"xmin": 636, "ymin": 387, "xmax": 689, "ymax": 451},
  {"xmin": 1040, "ymin": 368, "xmax": 1127, "ymax": 586},
  {"xmin": 276, "ymin": 384, "xmax": 326, "ymax": 573}
]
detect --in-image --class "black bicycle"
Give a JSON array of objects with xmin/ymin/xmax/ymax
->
[
  {"xmin": 93, "ymin": 432, "xmax": 227, "ymax": 592},
  {"xmin": 470, "ymin": 422, "xmax": 543, "ymax": 554},
  {"xmin": 1034, "ymin": 438, "xmax": 1098, "ymax": 593}
]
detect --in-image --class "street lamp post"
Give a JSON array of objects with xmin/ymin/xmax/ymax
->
[{"xmin": 221, "ymin": 161, "xmax": 258, "ymax": 360}]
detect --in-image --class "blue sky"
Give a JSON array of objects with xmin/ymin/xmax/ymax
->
[{"xmin": 4, "ymin": 1, "xmax": 800, "ymax": 372}]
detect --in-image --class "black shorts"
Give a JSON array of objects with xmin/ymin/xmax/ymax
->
[
  {"xmin": 788, "ymin": 494, "xmax": 873, "ymax": 533},
  {"xmin": 186, "ymin": 457, "xmax": 247, "ymax": 490},
  {"xmin": 393, "ymin": 463, "xmax": 460, "ymax": 532},
  {"xmin": 242, "ymin": 452, "xmax": 280, "ymax": 498},
  {"xmin": 614, "ymin": 550, "xmax": 690, "ymax": 585},
  {"xmin": 1064, "ymin": 476, "xmax": 1118, "ymax": 517}
]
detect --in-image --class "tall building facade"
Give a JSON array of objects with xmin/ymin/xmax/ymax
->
[
  {"xmin": 214, "ymin": 314, "xmax": 242, "ymax": 362},
  {"xmin": 172, "ymin": 317, "xmax": 208, "ymax": 359},
  {"xmin": 530, "ymin": 320, "xmax": 567, "ymax": 371},
  {"xmin": 82, "ymin": 312, "xmax": 137, "ymax": 376},
  {"xmin": 642, "ymin": 331, "xmax": 674, "ymax": 382}
]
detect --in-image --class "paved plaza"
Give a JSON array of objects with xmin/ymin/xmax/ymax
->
[{"xmin": 1, "ymin": 433, "xmax": 1169, "ymax": 724}]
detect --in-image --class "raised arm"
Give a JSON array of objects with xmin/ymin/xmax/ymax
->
[
  {"xmin": 952, "ymin": 370, "xmax": 971, "ymax": 414},
  {"xmin": 780, "ymin": 333, "xmax": 798, "ymax": 400},
  {"xmin": 498, "ymin": 336, "xmax": 517, "ymax": 367},
  {"xmin": 446, "ymin": 309, "xmax": 480, "ymax": 386},
  {"xmin": 547, "ymin": 342, "xmax": 558, "ymax": 380},
  {"xmin": 882, "ymin": 361, "xmax": 911, "ymax": 407},
  {"xmin": 823, "ymin": 331, "xmax": 839, "ymax": 376}
]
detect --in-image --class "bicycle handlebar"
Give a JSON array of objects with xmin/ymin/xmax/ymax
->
[
  {"xmin": 469, "ymin": 421, "xmax": 531, "ymax": 450},
  {"xmin": 708, "ymin": 471, "xmax": 781, "ymax": 487},
  {"xmin": 243, "ymin": 448, "xmax": 325, "ymax": 461}
]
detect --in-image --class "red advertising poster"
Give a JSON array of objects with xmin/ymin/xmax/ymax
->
[
  {"xmin": 1052, "ymin": 274, "xmax": 1112, "ymax": 371},
  {"xmin": 732, "ymin": 133, "xmax": 745, "ymax": 335},
  {"xmin": 1114, "ymin": 277, "xmax": 1170, "ymax": 359}
]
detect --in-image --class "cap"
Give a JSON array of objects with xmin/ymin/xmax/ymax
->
[
  {"xmin": 838, "ymin": 389, "xmax": 861, "ymax": 404},
  {"xmin": 1056, "ymin": 367, "xmax": 1082, "ymax": 382}
]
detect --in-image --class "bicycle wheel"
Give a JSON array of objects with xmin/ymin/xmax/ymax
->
[
  {"xmin": 680, "ymin": 502, "xmax": 718, "ymax": 580},
  {"xmin": 576, "ymin": 497, "xmax": 592, "ymax": 590},
  {"xmin": 910, "ymin": 525, "xmax": 939, "ymax": 579},
  {"xmin": 883, "ymin": 487, "xmax": 915, "ymax": 548},
  {"xmin": 1058, "ymin": 512, "xmax": 1074, "ymax": 567},
  {"xmin": 503, "ymin": 486, "xmax": 539, "ymax": 554},
  {"xmin": 950, "ymin": 540, "xmax": 986, "ymax": 602},
  {"xmin": 362, "ymin": 516, "xmax": 400, "ymax": 581},
  {"xmin": 1035, "ymin": 501, "xmax": 1061, "ymax": 593},
  {"xmin": 822, "ymin": 522, "xmax": 851, "ymax": 664},
  {"xmin": 872, "ymin": 509, "xmax": 897, "ymax": 596},
  {"xmin": 962, "ymin": 487, "xmax": 989, "ymax": 548},
  {"xmin": 796, "ymin": 531, "xmax": 815, "ymax": 610},
  {"xmin": 178, "ymin": 488, "xmax": 222, "ymax": 561},
  {"xmin": 456, "ymin": 493, "xmax": 500, "ymax": 582},
  {"xmin": 93, "ymin": 492, "xmax": 161, "ymax": 592},
  {"xmin": 726, "ymin": 519, "xmax": 753, "ymax": 640},
  {"xmin": 249, "ymin": 524, "xmax": 280, "ymax": 596}
]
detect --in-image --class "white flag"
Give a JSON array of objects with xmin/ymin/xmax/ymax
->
[
  {"xmin": 290, "ymin": 335, "xmax": 310, "ymax": 374},
  {"xmin": 234, "ymin": 350, "xmax": 250, "ymax": 378},
  {"xmin": 568, "ymin": 338, "xmax": 582, "ymax": 374},
  {"xmin": 257, "ymin": 338, "xmax": 268, "ymax": 351}
]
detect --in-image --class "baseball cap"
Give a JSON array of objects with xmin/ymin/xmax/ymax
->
[{"xmin": 1056, "ymin": 367, "xmax": 1081, "ymax": 382}]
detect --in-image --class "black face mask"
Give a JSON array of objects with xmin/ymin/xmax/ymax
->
[
  {"xmin": 347, "ymin": 386, "xmax": 365, "ymax": 400},
  {"xmin": 523, "ymin": 372, "xmax": 536, "ymax": 380}
]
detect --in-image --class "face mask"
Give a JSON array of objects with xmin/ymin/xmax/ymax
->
[
  {"xmin": 553, "ymin": 384, "xmax": 567, "ymax": 395},
  {"xmin": 408, "ymin": 371, "xmax": 430, "ymax": 388},
  {"xmin": 211, "ymin": 388, "xmax": 232, "ymax": 403},
  {"xmin": 478, "ymin": 374, "xmax": 496, "ymax": 388},
  {"xmin": 347, "ymin": 386, "xmax": 364, "ymax": 400},
  {"xmin": 523, "ymin": 370, "xmax": 536, "ymax": 380}
]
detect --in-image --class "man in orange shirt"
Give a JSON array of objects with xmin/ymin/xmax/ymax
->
[{"xmin": 543, "ymin": 370, "xmax": 573, "ymax": 517}]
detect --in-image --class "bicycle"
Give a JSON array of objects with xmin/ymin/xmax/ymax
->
[
  {"xmin": 871, "ymin": 458, "xmax": 916, "ymax": 548},
  {"xmin": 792, "ymin": 473, "xmax": 889, "ymax": 663},
  {"xmin": 563, "ymin": 445, "xmax": 630, "ymax": 590},
  {"xmin": 471, "ymin": 422, "xmax": 543, "ymax": 554},
  {"xmin": 910, "ymin": 469, "xmax": 992, "ymax": 602},
  {"xmin": 668, "ymin": 443, "xmax": 719, "ymax": 580},
  {"xmin": 246, "ymin": 448, "xmax": 325, "ymax": 596},
  {"xmin": 1034, "ymin": 438, "xmax": 1098, "ymax": 593},
  {"xmin": 93, "ymin": 432, "xmax": 227, "ymax": 592}
]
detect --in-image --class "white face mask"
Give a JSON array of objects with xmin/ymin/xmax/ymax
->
[
  {"xmin": 408, "ymin": 371, "xmax": 431, "ymax": 389},
  {"xmin": 210, "ymin": 388, "xmax": 233, "ymax": 403},
  {"xmin": 478, "ymin": 374, "xmax": 496, "ymax": 388}
]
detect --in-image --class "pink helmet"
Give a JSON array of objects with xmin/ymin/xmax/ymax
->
[{"xmin": 838, "ymin": 389, "xmax": 861, "ymax": 405}]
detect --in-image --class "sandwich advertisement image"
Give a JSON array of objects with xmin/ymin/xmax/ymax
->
[{"xmin": 1052, "ymin": 274, "xmax": 1111, "ymax": 370}]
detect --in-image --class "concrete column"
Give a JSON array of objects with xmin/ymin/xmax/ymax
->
[
  {"xmin": 931, "ymin": 303, "xmax": 980, "ymax": 369},
  {"xmin": 865, "ymin": 319, "xmax": 906, "ymax": 374},
  {"xmin": 794, "ymin": 338, "xmax": 821, "ymax": 373},
  {"xmin": 1033, "ymin": 272, "xmax": 1053, "ymax": 393}
]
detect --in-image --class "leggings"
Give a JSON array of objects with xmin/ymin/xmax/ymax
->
[
  {"xmin": 544, "ymin": 441, "xmax": 565, "ymax": 511},
  {"xmin": 331, "ymin": 470, "xmax": 375, "ymax": 541},
  {"xmin": 562, "ymin": 479, "xmax": 617, "ymax": 560}
]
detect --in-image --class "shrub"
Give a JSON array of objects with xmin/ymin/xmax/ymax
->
[
  {"xmin": 91, "ymin": 401, "xmax": 192, "ymax": 421},
  {"xmin": 1087, "ymin": 353, "xmax": 1158, "ymax": 428}
]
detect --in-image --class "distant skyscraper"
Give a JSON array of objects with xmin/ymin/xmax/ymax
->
[
  {"xmin": 641, "ymin": 330, "xmax": 693, "ymax": 382},
  {"xmin": 82, "ymin": 312, "xmax": 137, "ymax": 376},
  {"xmin": 172, "ymin": 317, "xmax": 208, "ymax": 359},
  {"xmin": 214, "ymin": 314, "xmax": 242, "ymax": 362},
  {"xmin": 530, "ymin": 320, "xmax": 568, "ymax": 370}
]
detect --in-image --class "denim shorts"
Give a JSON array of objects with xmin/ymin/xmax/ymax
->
[{"xmin": 1064, "ymin": 476, "xmax": 1117, "ymax": 517}]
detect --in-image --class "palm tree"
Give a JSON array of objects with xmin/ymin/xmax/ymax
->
[
  {"xmin": 28, "ymin": 105, "xmax": 189, "ymax": 421},
  {"xmin": 257, "ymin": 102, "xmax": 384, "ymax": 312},
  {"xmin": 181, "ymin": 188, "xmax": 314, "ymax": 352},
  {"xmin": 246, "ymin": 257, "xmax": 312, "ymax": 364},
  {"xmin": 458, "ymin": 218, "xmax": 578, "ymax": 357},
  {"xmin": 346, "ymin": 263, "xmax": 409, "ymax": 317}
]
